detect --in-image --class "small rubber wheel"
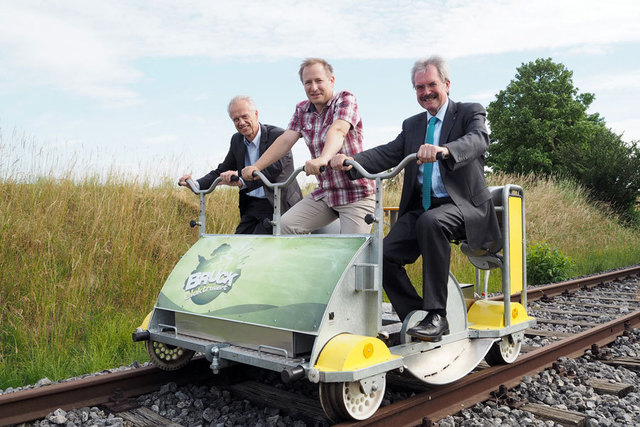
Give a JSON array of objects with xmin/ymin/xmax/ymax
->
[
  {"xmin": 319, "ymin": 378, "xmax": 386, "ymax": 422},
  {"xmin": 485, "ymin": 333, "xmax": 523, "ymax": 366},
  {"xmin": 146, "ymin": 339, "xmax": 195, "ymax": 371}
]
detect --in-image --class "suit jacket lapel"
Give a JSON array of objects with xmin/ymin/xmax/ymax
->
[
  {"xmin": 439, "ymin": 100, "xmax": 456, "ymax": 146},
  {"xmin": 258, "ymin": 123, "xmax": 268, "ymax": 156},
  {"xmin": 410, "ymin": 112, "xmax": 428, "ymax": 154},
  {"xmin": 402, "ymin": 112, "xmax": 428, "ymax": 205},
  {"xmin": 233, "ymin": 133, "xmax": 247, "ymax": 171}
]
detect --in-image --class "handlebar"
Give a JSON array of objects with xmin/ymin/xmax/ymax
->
[
  {"xmin": 252, "ymin": 167, "xmax": 303, "ymax": 189},
  {"xmin": 185, "ymin": 177, "xmax": 222, "ymax": 195},
  {"xmin": 186, "ymin": 153, "xmax": 443, "ymax": 194},
  {"xmin": 185, "ymin": 173, "xmax": 242, "ymax": 195},
  {"xmin": 182, "ymin": 154, "xmax": 440, "ymax": 236},
  {"xmin": 343, "ymin": 152, "xmax": 444, "ymax": 180},
  {"xmin": 251, "ymin": 164, "xmax": 324, "ymax": 188}
]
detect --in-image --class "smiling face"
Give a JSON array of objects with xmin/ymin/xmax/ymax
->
[
  {"xmin": 414, "ymin": 64, "xmax": 450, "ymax": 116},
  {"xmin": 301, "ymin": 62, "xmax": 335, "ymax": 112},
  {"xmin": 229, "ymin": 99, "xmax": 259, "ymax": 140}
]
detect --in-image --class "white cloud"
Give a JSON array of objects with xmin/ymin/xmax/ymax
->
[
  {"xmin": 143, "ymin": 135, "xmax": 178, "ymax": 145},
  {"xmin": 577, "ymin": 70, "xmax": 640, "ymax": 92},
  {"xmin": 1, "ymin": 0, "xmax": 639, "ymax": 105},
  {"xmin": 363, "ymin": 125, "xmax": 402, "ymax": 149},
  {"xmin": 610, "ymin": 118, "xmax": 640, "ymax": 142},
  {"xmin": 466, "ymin": 90, "xmax": 498, "ymax": 104},
  {"xmin": 0, "ymin": 2, "xmax": 142, "ymax": 103}
]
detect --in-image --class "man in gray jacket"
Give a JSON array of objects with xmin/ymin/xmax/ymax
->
[{"xmin": 331, "ymin": 56, "xmax": 501, "ymax": 341}]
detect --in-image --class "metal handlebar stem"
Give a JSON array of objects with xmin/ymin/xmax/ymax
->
[
  {"xmin": 185, "ymin": 177, "xmax": 223, "ymax": 237},
  {"xmin": 342, "ymin": 153, "xmax": 420, "ymax": 304},
  {"xmin": 183, "ymin": 154, "xmax": 428, "ymax": 239},
  {"xmin": 252, "ymin": 167, "xmax": 307, "ymax": 236}
]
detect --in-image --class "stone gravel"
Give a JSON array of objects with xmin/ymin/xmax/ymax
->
[{"xmin": 10, "ymin": 279, "xmax": 640, "ymax": 427}]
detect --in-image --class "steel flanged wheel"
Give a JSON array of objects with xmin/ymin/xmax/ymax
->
[
  {"xmin": 484, "ymin": 332, "xmax": 523, "ymax": 366},
  {"xmin": 146, "ymin": 339, "xmax": 195, "ymax": 371},
  {"xmin": 319, "ymin": 379, "xmax": 386, "ymax": 423}
]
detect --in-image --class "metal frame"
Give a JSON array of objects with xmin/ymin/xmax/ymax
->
[{"xmin": 156, "ymin": 155, "xmax": 532, "ymax": 386}]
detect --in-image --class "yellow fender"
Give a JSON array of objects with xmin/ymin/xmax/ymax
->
[
  {"xmin": 468, "ymin": 300, "xmax": 533, "ymax": 330},
  {"xmin": 138, "ymin": 312, "xmax": 152, "ymax": 330},
  {"xmin": 314, "ymin": 333, "xmax": 400, "ymax": 372}
]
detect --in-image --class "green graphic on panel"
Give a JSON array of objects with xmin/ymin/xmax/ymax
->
[{"xmin": 156, "ymin": 236, "xmax": 367, "ymax": 332}]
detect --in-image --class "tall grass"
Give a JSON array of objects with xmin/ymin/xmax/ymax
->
[
  {"xmin": 0, "ymin": 174, "xmax": 240, "ymax": 389},
  {"xmin": 490, "ymin": 173, "xmax": 640, "ymax": 274},
  {"xmin": 1, "ymin": 130, "xmax": 640, "ymax": 389},
  {"xmin": 417, "ymin": 173, "xmax": 640, "ymax": 290}
]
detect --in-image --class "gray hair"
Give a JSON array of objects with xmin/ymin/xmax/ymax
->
[
  {"xmin": 228, "ymin": 95, "xmax": 257, "ymax": 115},
  {"xmin": 411, "ymin": 56, "xmax": 450, "ymax": 87}
]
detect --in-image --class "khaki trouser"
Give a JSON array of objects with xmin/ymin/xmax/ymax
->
[{"xmin": 281, "ymin": 194, "xmax": 375, "ymax": 234}]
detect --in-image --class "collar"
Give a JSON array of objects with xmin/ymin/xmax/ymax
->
[
  {"xmin": 244, "ymin": 127, "xmax": 262, "ymax": 146},
  {"xmin": 305, "ymin": 91, "xmax": 338, "ymax": 114},
  {"xmin": 427, "ymin": 98, "xmax": 449, "ymax": 123}
]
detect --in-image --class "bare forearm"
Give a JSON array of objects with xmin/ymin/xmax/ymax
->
[{"xmin": 318, "ymin": 126, "xmax": 347, "ymax": 161}]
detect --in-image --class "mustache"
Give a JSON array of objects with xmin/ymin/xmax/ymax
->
[{"xmin": 420, "ymin": 94, "xmax": 438, "ymax": 102}]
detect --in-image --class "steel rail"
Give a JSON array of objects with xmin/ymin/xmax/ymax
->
[
  {"xmin": 339, "ymin": 268, "xmax": 640, "ymax": 427},
  {"xmin": 506, "ymin": 264, "xmax": 640, "ymax": 303},
  {"xmin": 2, "ymin": 267, "xmax": 638, "ymax": 426},
  {"xmin": 0, "ymin": 357, "xmax": 212, "ymax": 426}
]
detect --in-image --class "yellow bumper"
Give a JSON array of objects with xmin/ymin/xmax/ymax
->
[
  {"xmin": 468, "ymin": 300, "xmax": 534, "ymax": 330},
  {"xmin": 315, "ymin": 334, "xmax": 400, "ymax": 372}
]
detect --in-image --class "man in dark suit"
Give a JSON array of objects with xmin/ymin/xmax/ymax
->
[
  {"xmin": 330, "ymin": 56, "xmax": 501, "ymax": 341},
  {"xmin": 179, "ymin": 96, "xmax": 302, "ymax": 234}
]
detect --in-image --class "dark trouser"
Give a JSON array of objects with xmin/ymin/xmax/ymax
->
[
  {"xmin": 382, "ymin": 197, "xmax": 465, "ymax": 321},
  {"xmin": 235, "ymin": 197, "xmax": 273, "ymax": 235}
]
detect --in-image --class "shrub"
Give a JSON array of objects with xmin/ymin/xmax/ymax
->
[{"xmin": 527, "ymin": 241, "xmax": 574, "ymax": 285}]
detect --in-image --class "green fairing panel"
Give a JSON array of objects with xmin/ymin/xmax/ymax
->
[{"xmin": 156, "ymin": 235, "xmax": 367, "ymax": 333}]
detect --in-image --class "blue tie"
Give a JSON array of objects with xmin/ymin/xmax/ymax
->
[{"xmin": 422, "ymin": 117, "xmax": 438, "ymax": 211}]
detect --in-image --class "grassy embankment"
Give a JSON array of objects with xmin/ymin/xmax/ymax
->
[{"xmin": 1, "ymin": 163, "xmax": 640, "ymax": 390}]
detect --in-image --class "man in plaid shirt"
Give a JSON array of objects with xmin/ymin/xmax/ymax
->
[{"xmin": 242, "ymin": 58, "xmax": 375, "ymax": 234}]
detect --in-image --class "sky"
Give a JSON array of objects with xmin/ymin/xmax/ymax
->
[{"xmin": 1, "ymin": 0, "xmax": 639, "ymax": 183}]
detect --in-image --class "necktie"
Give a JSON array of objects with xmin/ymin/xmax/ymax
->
[{"xmin": 422, "ymin": 117, "xmax": 438, "ymax": 211}]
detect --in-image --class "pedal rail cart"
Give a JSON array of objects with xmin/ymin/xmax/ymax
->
[{"xmin": 133, "ymin": 154, "xmax": 535, "ymax": 422}]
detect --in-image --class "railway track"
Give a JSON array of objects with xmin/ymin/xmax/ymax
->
[
  {"xmin": 0, "ymin": 357, "xmax": 218, "ymax": 426},
  {"xmin": 340, "ymin": 265, "xmax": 640, "ymax": 426},
  {"xmin": 2, "ymin": 265, "xmax": 639, "ymax": 426}
]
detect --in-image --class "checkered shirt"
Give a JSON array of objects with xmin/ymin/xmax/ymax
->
[{"xmin": 287, "ymin": 90, "xmax": 375, "ymax": 207}]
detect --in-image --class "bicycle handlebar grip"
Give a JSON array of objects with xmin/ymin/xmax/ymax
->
[{"xmin": 301, "ymin": 165, "xmax": 325, "ymax": 173}]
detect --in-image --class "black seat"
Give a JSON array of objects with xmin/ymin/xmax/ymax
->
[
  {"xmin": 459, "ymin": 186, "xmax": 504, "ymax": 271},
  {"xmin": 460, "ymin": 243, "xmax": 503, "ymax": 270}
]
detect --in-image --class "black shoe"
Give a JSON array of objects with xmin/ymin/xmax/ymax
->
[{"xmin": 407, "ymin": 312, "xmax": 450, "ymax": 342}]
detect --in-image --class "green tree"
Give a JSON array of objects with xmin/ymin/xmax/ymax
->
[
  {"xmin": 557, "ymin": 126, "xmax": 640, "ymax": 222},
  {"xmin": 487, "ymin": 57, "xmax": 640, "ymax": 222},
  {"xmin": 487, "ymin": 58, "xmax": 601, "ymax": 175}
]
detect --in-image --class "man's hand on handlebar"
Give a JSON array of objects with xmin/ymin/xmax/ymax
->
[
  {"xmin": 178, "ymin": 174, "xmax": 192, "ymax": 187},
  {"xmin": 330, "ymin": 154, "xmax": 353, "ymax": 171},
  {"xmin": 220, "ymin": 170, "xmax": 242, "ymax": 187},
  {"xmin": 417, "ymin": 144, "xmax": 449, "ymax": 165},
  {"xmin": 241, "ymin": 166, "xmax": 259, "ymax": 181},
  {"xmin": 304, "ymin": 158, "xmax": 327, "ymax": 176}
]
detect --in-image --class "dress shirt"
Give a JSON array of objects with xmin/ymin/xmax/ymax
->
[
  {"xmin": 417, "ymin": 98, "xmax": 450, "ymax": 198},
  {"xmin": 242, "ymin": 129, "xmax": 266, "ymax": 199}
]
